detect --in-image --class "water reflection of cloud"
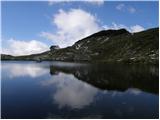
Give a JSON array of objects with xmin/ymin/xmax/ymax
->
[
  {"xmin": 41, "ymin": 73, "xmax": 98, "ymax": 109},
  {"xmin": 2, "ymin": 63, "xmax": 48, "ymax": 78},
  {"xmin": 127, "ymin": 88, "xmax": 142, "ymax": 95},
  {"xmin": 46, "ymin": 113, "xmax": 103, "ymax": 119},
  {"xmin": 111, "ymin": 88, "xmax": 142, "ymax": 97}
]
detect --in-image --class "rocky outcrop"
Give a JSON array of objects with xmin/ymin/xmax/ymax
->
[{"xmin": 50, "ymin": 45, "xmax": 60, "ymax": 51}]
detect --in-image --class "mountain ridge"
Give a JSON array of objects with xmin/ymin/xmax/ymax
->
[{"xmin": 1, "ymin": 27, "xmax": 159, "ymax": 64}]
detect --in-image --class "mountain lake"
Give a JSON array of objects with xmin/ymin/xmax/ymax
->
[{"xmin": 1, "ymin": 61, "xmax": 159, "ymax": 119}]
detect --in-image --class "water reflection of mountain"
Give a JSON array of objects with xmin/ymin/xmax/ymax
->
[{"xmin": 50, "ymin": 63, "xmax": 158, "ymax": 94}]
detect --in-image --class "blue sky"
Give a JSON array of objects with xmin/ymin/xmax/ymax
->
[{"xmin": 1, "ymin": 1, "xmax": 159, "ymax": 55}]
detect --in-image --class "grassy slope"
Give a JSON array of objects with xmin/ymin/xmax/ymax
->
[
  {"xmin": 1, "ymin": 27, "xmax": 159, "ymax": 64},
  {"xmin": 71, "ymin": 27, "xmax": 158, "ymax": 63}
]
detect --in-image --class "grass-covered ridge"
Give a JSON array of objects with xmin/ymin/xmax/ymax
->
[{"xmin": 1, "ymin": 27, "xmax": 159, "ymax": 64}]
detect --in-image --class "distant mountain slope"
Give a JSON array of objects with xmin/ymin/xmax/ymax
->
[{"xmin": 1, "ymin": 27, "xmax": 159, "ymax": 64}]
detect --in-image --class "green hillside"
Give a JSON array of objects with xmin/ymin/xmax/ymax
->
[{"xmin": 1, "ymin": 27, "xmax": 159, "ymax": 64}]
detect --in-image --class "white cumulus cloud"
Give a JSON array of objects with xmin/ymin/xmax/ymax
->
[
  {"xmin": 130, "ymin": 25, "xmax": 145, "ymax": 33},
  {"xmin": 103, "ymin": 22, "xmax": 144, "ymax": 33},
  {"xmin": 2, "ymin": 39, "xmax": 49, "ymax": 56},
  {"xmin": 48, "ymin": 0, "xmax": 104, "ymax": 6},
  {"xmin": 116, "ymin": 3, "xmax": 125, "ymax": 10},
  {"xmin": 116, "ymin": 3, "xmax": 136, "ymax": 13},
  {"xmin": 41, "ymin": 9, "xmax": 144, "ymax": 48},
  {"xmin": 85, "ymin": 0, "xmax": 104, "ymax": 5},
  {"xmin": 40, "ymin": 8, "xmax": 101, "ymax": 48},
  {"xmin": 48, "ymin": 0, "xmax": 69, "ymax": 5},
  {"xmin": 128, "ymin": 7, "xmax": 136, "ymax": 13},
  {"xmin": 103, "ymin": 22, "xmax": 128, "ymax": 30}
]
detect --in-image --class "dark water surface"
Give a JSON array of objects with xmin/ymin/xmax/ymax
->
[{"xmin": 1, "ymin": 61, "xmax": 159, "ymax": 119}]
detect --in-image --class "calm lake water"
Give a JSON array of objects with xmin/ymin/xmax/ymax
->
[{"xmin": 1, "ymin": 61, "xmax": 159, "ymax": 119}]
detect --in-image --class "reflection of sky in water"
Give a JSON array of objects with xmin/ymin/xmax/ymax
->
[
  {"xmin": 1, "ymin": 61, "xmax": 159, "ymax": 119},
  {"xmin": 41, "ymin": 73, "xmax": 98, "ymax": 109},
  {"xmin": 41, "ymin": 73, "xmax": 143, "ymax": 109},
  {"xmin": 2, "ymin": 62, "xmax": 49, "ymax": 78}
]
